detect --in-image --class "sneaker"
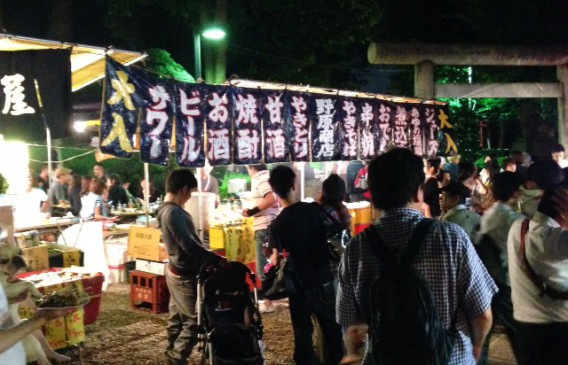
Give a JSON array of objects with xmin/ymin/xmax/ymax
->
[{"xmin": 259, "ymin": 302, "xmax": 275, "ymax": 313}]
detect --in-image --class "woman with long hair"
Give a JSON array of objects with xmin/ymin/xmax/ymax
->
[
  {"xmin": 79, "ymin": 177, "xmax": 117, "ymax": 222},
  {"xmin": 107, "ymin": 173, "xmax": 129, "ymax": 209},
  {"xmin": 318, "ymin": 174, "xmax": 351, "ymax": 231},
  {"xmin": 68, "ymin": 173, "xmax": 82, "ymax": 217}
]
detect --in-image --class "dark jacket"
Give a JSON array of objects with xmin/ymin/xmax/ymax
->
[{"xmin": 156, "ymin": 202, "xmax": 218, "ymax": 275}]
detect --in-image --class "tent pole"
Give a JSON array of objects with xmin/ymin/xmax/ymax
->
[
  {"xmin": 144, "ymin": 163, "xmax": 150, "ymax": 227},
  {"xmin": 196, "ymin": 168, "xmax": 203, "ymax": 242},
  {"xmin": 34, "ymin": 79, "xmax": 52, "ymax": 179},
  {"xmin": 300, "ymin": 162, "xmax": 305, "ymax": 201}
]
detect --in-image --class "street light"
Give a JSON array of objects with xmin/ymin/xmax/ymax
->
[
  {"xmin": 194, "ymin": 25, "xmax": 226, "ymax": 81},
  {"xmin": 193, "ymin": 25, "xmax": 225, "ymax": 241}
]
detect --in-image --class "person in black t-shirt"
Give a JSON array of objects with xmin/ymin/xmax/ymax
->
[
  {"xmin": 267, "ymin": 166, "xmax": 343, "ymax": 365},
  {"xmin": 423, "ymin": 158, "xmax": 442, "ymax": 218},
  {"xmin": 107, "ymin": 174, "xmax": 129, "ymax": 209}
]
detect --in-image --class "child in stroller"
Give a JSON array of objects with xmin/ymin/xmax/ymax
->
[{"xmin": 197, "ymin": 260, "xmax": 264, "ymax": 365}]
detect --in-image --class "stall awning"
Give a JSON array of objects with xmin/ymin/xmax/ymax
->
[{"xmin": 0, "ymin": 34, "xmax": 146, "ymax": 92}]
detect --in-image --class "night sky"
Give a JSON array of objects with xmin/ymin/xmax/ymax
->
[{"xmin": 2, "ymin": 0, "xmax": 568, "ymax": 142}]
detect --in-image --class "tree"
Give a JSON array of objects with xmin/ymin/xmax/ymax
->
[{"xmin": 145, "ymin": 49, "xmax": 195, "ymax": 83}]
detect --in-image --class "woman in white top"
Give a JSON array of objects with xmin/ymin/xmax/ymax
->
[{"xmin": 80, "ymin": 178, "xmax": 117, "ymax": 222}]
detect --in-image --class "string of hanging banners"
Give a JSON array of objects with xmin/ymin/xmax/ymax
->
[{"xmin": 100, "ymin": 57, "xmax": 458, "ymax": 167}]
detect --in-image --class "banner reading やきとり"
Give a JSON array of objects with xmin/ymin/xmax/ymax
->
[{"xmin": 100, "ymin": 57, "xmax": 456, "ymax": 165}]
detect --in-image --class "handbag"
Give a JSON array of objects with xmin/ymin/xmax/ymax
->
[
  {"xmin": 261, "ymin": 257, "xmax": 289, "ymax": 300},
  {"xmin": 318, "ymin": 205, "xmax": 351, "ymax": 263}
]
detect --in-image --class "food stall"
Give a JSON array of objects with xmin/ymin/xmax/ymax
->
[{"xmin": 98, "ymin": 58, "xmax": 452, "ymax": 280}]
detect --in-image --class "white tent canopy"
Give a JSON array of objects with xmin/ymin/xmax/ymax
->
[{"xmin": 0, "ymin": 33, "xmax": 147, "ymax": 91}]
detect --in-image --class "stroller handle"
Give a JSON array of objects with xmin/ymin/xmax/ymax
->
[{"xmin": 197, "ymin": 259, "xmax": 258, "ymax": 286}]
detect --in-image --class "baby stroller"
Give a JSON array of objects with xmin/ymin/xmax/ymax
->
[{"xmin": 197, "ymin": 260, "xmax": 265, "ymax": 365}]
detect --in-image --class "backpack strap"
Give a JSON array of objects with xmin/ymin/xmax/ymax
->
[
  {"xmin": 519, "ymin": 219, "xmax": 568, "ymax": 300},
  {"xmin": 366, "ymin": 218, "xmax": 435, "ymax": 267},
  {"xmin": 401, "ymin": 219, "xmax": 436, "ymax": 265}
]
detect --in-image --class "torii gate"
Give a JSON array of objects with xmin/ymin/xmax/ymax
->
[{"xmin": 367, "ymin": 43, "xmax": 568, "ymax": 149}]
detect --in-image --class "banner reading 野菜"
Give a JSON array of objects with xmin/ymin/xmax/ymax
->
[{"xmin": 100, "ymin": 57, "xmax": 456, "ymax": 165}]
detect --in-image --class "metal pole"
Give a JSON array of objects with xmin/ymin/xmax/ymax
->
[
  {"xmin": 194, "ymin": 32, "xmax": 202, "ymax": 81},
  {"xmin": 196, "ymin": 168, "xmax": 203, "ymax": 242},
  {"xmin": 144, "ymin": 163, "xmax": 150, "ymax": 227},
  {"xmin": 34, "ymin": 79, "xmax": 52, "ymax": 179}
]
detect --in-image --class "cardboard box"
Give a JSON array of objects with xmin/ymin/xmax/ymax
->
[
  {"xmin": 46, "ymin": 243, "xmax": 83, "ymax": 268},
  {"xmin": 127, "ymin": 227, "xmax": 168, "ymax": 261},
  {"xmin": 135, "ymin": 259, "xmax": 168, "ymax": 276},
  {"xmin": 21, "ymin": 245, "xmax": 49, "ymax": 271}
]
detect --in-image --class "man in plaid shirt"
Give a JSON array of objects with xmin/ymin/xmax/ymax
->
[{"xmin": 337, "ymin": 148, "xmax": 497, "ymax": 365}]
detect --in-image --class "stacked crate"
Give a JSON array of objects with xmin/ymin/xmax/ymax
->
[
  {"xmin": 129, "ymin": 270, "xmax": 169, "ymax": 314},
  {"xmin": 127, "ymin": 226, "xmax": 169, "ymax": 314}
]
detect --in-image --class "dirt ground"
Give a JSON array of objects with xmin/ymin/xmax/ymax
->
[
  {"xmin": 55, "ymin": 283, "xmax": 515, "ymax": 365},
  {"xmin": 75, "ymin": 283, "xmax": 295, "ymax": 365}
]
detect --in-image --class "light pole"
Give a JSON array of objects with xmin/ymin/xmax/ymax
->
[
  {"xmin": 193, "ymin": 26, "xmax": 226, "ymax": 81},
  {"xmin": 193, "ymin": 25, "xmax": 225, "ymax": 240}
]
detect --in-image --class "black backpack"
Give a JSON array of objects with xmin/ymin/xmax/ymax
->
[{"xmin": 365, "ymin": 219, "xmax": 458, "ymax": 365}]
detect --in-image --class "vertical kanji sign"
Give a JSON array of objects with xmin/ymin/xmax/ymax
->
[
  {"xmin": 232, "ymin": 88, "xmax": 262, "ymax": 165},
  {"xmin": 204, "ymin": 86, "xmax": 232, "ymax": 165},
  {"xmin": 175, "ymin": 83, "xmax": 206, "ymax": 167},
  {"xmin": 262, "ymin": 90, "xmax": 290, "ymax": 163}
]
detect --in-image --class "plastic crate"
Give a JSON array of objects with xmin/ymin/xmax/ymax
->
[{"xmin": 130, "ymin": 270, "xmax": 169, "ymax": 314}]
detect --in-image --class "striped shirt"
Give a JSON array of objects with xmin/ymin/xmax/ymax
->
[{"xmin": 337, "ymin": 208, "xmax": 497, "ymax": 365}]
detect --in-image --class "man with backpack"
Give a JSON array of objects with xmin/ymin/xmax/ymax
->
[{"xmin": 337, "ymin": 148, "xmax": 497, "ymax": 365}]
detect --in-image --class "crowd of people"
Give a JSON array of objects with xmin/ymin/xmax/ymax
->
[
  {"xmin": 20, "ymin": 162, "xmax": 165, "ymax": 223},
  {"xmin": 5, "ymin": 142, "xmax": 568, "ymax": 365},
  {"xmin": 157, "ymin": 142, "xmax": 568, "ymax": 365}
]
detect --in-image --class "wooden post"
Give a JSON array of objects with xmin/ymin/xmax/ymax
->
[
  {"xmin": 415, "ymin": 60, "xmax": 434, "ymax": 99},
  {"xmin": 557, "ymin": 65, "xmax": 568, "ymax": 149}
]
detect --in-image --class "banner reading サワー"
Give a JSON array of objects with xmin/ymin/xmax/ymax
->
[
  {"xmin": 0, "ymin": 50, "xmax": 71, "ymax": 141},
  {"xmin": 100, "ymin": 57, "xmax": 457, "ymax": 166}
]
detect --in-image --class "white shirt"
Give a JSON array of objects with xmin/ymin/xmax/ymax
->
[
  {"xmin": 558, "ymin": 159, "xmax": 568, "ymax": 168},
  {"xmin": 478, "ymin": 202, "xmax": 524, "ymax": 256},
  {"xmin": 518, "ymin": 186, "xmax": 543, "ymax": 219},
  {"xmin": 250, "ymin": 170, "xmax": 279, "ymax": 231},
  {"xmin": 508, "ymin": 212, "xmax": 568, "ymax": 323},
  {"xmin": 441, "ymin": 204, "xmax": 480, "ymax": 241},
  {"xmin": 14, "ymin": 188, "xmax": 48, "ymax": 224},
  {"xmin": 0, "ymin": 286, "xmax": 25, "ymax": 365},
  {"xmin": 80, "ymin": 192, "xmax": 107, "ymax": 220}
]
